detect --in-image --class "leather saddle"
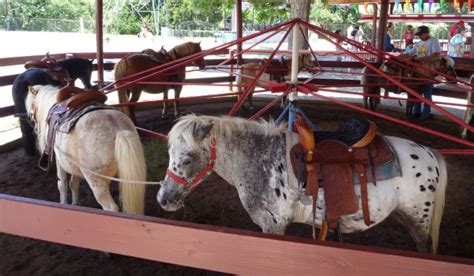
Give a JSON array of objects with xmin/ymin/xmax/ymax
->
[
  {"xmin": 25, "ymin": 55, "xmax": 70, "ymax": 86},
  {"xmin": 141, "ymin": 47, "xmax": 173, "ymax": 64},
  {"xmin": 38, "ymin": 83, "xmax": 110, "ymax": 172},
  {"xmin": 290, "ymin": 115, "xmax": 400, "ymax": 228}
]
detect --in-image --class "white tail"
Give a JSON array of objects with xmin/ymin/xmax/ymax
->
[
  {"xmin": 114, "ymin": 130, "xmax": 146, "ymax": 215},
  {"xmin": 430, "ymin": 152, "xmax": 448, "ymax": 254}
]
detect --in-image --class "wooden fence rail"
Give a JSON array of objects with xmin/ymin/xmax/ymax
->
[{"xmin": 1, "ymin": 194, "xmax": 473, "ymax": 275}]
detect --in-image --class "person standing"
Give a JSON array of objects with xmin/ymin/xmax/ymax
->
[
  {"xmin": 384, "ymin": 23, "xmax": 398, "ymax": 52},
  {"xmin": 403, "ymin": 25, "xmax": 414, "ymax": 48},
  {"xmin": 355, "ymin": 26, "xmax": 365, "ymax": 43},
  {"xmin": 448, "ymin": 26, "xmax": 466, "ymax": 57},
  {"xmin": 410, "ymin": 25, "xmax": 442, "ymax": 120},
  {"xmin": 449, "ymin": 20, "xmax": 465, "ymax": 38}
]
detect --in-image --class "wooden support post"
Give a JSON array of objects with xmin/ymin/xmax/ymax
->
[
  {"xmin": 95, "ymin": 0, "xmax": 104, "ymax": 87},
  {"xmin": 371, "ymin": 3, "xmax": 378, "ymax": 49},
  {"xmin": 376, "ymin": 0, "xmax": 390, "ymax": 61},
  {"xmin": 236, "ymin": 0, "xmax": 243, "ymax": 66}
]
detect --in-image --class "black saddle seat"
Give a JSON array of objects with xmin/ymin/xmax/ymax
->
[{"xmin": 315, "ymin": 117, "xmax": 375, "ymax": 147}]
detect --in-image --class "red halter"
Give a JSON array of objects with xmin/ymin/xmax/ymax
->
[{"xmin": 165, "ymin": 137, "xmax": 216, "ymax": 192}]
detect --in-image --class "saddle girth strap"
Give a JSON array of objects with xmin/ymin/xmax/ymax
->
[
  {"xmin": 305, "ymin": 163, "xmax": 320, "ymax": 239},
  {"xmin": 354, "ymin": 163, "xmax": 371, "ymax": 226}
]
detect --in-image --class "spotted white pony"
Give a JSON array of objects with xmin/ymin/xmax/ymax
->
[
  {"xmin": 157, "ymin": 115, "xmax": 448, "ymax": 253},
  {"xmin": 26, "ymin": 85, "xmax": 146, "ymax": 215}
]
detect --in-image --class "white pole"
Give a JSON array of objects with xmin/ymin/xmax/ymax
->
[
  {"xmin": 289, "ymin": 23, "xmax": 300, "ymax": 102},
  {"xmin": 291, "ymin": 23, "xmax": 300, "ymax": 83}
]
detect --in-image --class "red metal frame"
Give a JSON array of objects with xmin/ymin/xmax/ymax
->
[{"xmin": 108, "ymin": 18, "xmax": 472, "ymax": 153}]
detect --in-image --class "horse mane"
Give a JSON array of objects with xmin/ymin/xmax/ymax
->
[
  {"xmin": 169, "ymin": 42, "xmax": 200, "ymax": 59},
  {"xmin": 168, "ymin": 114, "xmax": 285, "ymax": 152},
  {"xmin": 25, "ymin": 84, "xmax": 59, "ymax": 152}
]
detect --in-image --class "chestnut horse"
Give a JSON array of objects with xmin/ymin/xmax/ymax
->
[{"xmin": 114, "ymin": 42, "xmax": 205, "ymax": 122}]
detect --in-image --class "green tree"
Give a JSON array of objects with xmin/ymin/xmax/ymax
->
[
  {"xmin": 249, "ymin": 1, "xmax": 290, "ymax": 24},
  {"xmin": 2, "ymin": 0, "xmax": 94, "ymax": 31}
]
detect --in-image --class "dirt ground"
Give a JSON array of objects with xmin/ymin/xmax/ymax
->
[{"xmin": 0, "ymin": 99, "xmax": 473, "ymax": 275}]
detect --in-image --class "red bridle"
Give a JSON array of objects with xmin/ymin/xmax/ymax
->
[{"xmin": 165, "ymin": 137, "xmax": 216, "ymax": 192}]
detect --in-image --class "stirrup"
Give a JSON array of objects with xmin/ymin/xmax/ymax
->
[{"xmin": 318, "ymin": 220, "xmax": 329, "ymax": 241}]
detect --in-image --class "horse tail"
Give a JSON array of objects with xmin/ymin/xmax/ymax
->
[
  {"xmin": 114, "ymin": 130, "xmax": 146, "ymax": 215},
  {"xmin": 114, "ymin": 58, "xmax": 128, "ymax": 81},
  {"xmin": 430, "ymin": 151, "xmax": 448, "ymax": 254},
  {"xmin": 114, "ymin": 59, "xmax": 132, "ymax": 117}
]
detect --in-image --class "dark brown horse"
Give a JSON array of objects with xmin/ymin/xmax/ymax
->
[
  {"xmin": 114, "ymin": 42, "xmax": 205, "ymax": 122},
  {"xmin": 13, "ymin": 57, "xmax": 94, "ymax": 156},
  {"xmin": 361, "ymin": 56, "xmax": 457, "ymax": 117}
]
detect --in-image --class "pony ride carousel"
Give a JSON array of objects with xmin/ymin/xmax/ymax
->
[
  {"xmin": 17, "ymin": 19, "xmax": 473, "ymax": 256},
  {"xmin": 104, "ymin": 18, "xmax": 473, "ymax": 254}
]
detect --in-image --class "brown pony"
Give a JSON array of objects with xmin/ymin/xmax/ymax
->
[
  {"xmin": 114, "ymin": 42, "xmax": 205, "ymax": 122},
  {"xmin": 361, "ymin": 56, "xmax": 457, "ymax": 117},
  {"xmin": 237, "ymin": 53, "xmax": 317, "ymax": 109}
]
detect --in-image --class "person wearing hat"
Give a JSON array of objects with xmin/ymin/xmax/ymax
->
[
  {"xmin": 409, "ymin": 25, "xmax": 442, "ymax": 120},
  {"xmin": 449, "ymin": 20, "xmax": 465, "ymax": 38},
  {"xmin": 448, "ymin": 26, "xmax": 466, "ymax": 57}
]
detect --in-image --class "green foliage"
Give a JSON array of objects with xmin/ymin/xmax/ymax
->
[
  {"xmin": 160, "ymin": 0, "xmax": 233, "ymax": 29},
  {"xmin": 2, "ymin": 0, "xmax": 94, "ymax": 31},
  {"xmin": 248, "ymin": 1, "xmax": 290, "ymax": 24},
  {"xmin": 105, "ymin": 1, "xmax": 149, "ymax": 35},
  {"xmin": 310, "ymin": 3, "xmax": 360, "ymax": 26}
]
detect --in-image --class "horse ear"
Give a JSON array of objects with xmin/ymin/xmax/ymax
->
[
  {"xmin": 28, "ymin": 86, "xmax": 38, "ymax": 96},
  {"xmin": 193, "ymin": 123, "xmax": 213, "ymax": 141}
]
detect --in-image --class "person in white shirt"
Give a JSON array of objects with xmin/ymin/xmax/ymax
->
[{"xmin": 409, "ymin": 25, "xmax": 442, "ymax": 120}]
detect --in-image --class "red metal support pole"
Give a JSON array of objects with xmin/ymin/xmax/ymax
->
[
  {"xmin": 229, "ymin": 49, "xmax": 235, "ymax": 92},
  {"xmin": 236, "ymin": 0, "xmax": 243, "ymax": 66},
  {"xmin": 95, "ymin": 0, "xmax": 104, "ymax": 86}
]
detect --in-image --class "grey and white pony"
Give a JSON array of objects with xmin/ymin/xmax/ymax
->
[
  {"xmin": 157, "ymin": 115, "xmax": 448, "ymax": 253},
  {"xmin": 26, "ymin": 85, "xmax": 146, "ymax": 215}
]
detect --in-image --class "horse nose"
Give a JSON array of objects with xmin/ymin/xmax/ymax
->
[{"xmin": 161, "ymin": 199, "xmax": 168, "ymax": 207}]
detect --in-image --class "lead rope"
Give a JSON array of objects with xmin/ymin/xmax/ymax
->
[{"xmin": 53, "ymin": 146, "xmax": 162, "ymax": 185}]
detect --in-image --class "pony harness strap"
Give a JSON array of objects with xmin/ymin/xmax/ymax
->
[{"xmin": 166, "ymin": 137, "xmax": 216, "ymax": 192}]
